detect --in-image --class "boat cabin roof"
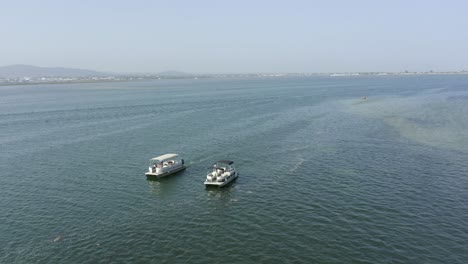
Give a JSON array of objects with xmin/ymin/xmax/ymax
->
[
  {"xmin": 150, "ymin": 153, "xmax": 179, "ymax": 162},
  {"xmin": 216, "ymin": 160, "xmax": 234, "ymax": 165}
]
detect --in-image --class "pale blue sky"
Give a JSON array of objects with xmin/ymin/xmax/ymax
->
[{"xmin": 1, "ymin": 0, "xmax": 467, "ymax": 73}]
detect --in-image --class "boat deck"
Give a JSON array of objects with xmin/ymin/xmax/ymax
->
[{"xmin": 145, "ymin": 166, "xmax": 186, "ymax": 178}]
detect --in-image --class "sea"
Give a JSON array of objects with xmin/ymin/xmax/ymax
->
[{"xmin": 1, "ymin": 75, "xmax": 467, "ymax": 263}]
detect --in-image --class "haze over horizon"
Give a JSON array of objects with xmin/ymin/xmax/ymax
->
[{"xmin": 2, "ymin": 0, "xmax": 468, "ymax": 73}]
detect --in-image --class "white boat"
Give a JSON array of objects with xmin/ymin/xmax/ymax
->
[
  {"xmin": 204, "ymin": 160, "xmax": 238, "ymax": 187},
  {"xmin": 145, "ymin": 153, "xmax": 186, "ymax": 178}
]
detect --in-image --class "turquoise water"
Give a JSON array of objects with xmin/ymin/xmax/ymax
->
[{"xmin": 1, "ymin": 76, "xmax": 468, "ymax": 263}]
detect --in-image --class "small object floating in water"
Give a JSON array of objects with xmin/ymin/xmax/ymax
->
[
  {"xmin": 204, "ymin": 160, "xmax": 238, "ymax": 188},
  {"xmin": 145, "ymin": 153, "xmax": 186, "ymax": 178},
  {"xmin": 52, "ymin": 235, "xmax": 63, "ymax": 242},
  {"xmin": 361, "ymin": 96, "xmax": 367, "ymax": 100}
]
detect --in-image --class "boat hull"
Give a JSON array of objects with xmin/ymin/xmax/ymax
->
[
  {"xmin": 204, "ymin": 172, "xmax": 238, "ymax": 187},
  {"xmin": 145, "ymin": 166, "xmax": 186, "ymax": 178}
]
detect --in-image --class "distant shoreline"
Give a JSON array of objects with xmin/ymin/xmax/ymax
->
[
  {"xmin": 1, "ymin": 71, "xmax": 468, "ymax": 86},
  {"xmin": 0, "ymin": 79, "xmax": 147, "ymax": 87}
]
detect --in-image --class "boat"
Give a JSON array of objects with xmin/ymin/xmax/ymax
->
[
  {"xmin": 145, "ymin": 153, "xmax": 186, "ymax": 178},
  {"xmin": 204, "ymin": 160, "xmax": 238, "ymax": 187}
]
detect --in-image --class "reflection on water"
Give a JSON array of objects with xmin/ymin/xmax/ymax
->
[
  {"xmin": 146, "ymin": 179, "xmax": 163, "ymax": 192},
  {"xmin": 146, "ymin": 170, "xmax": 187, "ymax": 195},
  {"xmin": 205, "ymin": 185, "xmax": 239, "ymax": 206}
]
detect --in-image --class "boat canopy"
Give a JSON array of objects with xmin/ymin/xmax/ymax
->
[
  {"xmin": 150, "ymin": 153, "xmax": 179, "ymax": 162},
  {"xmin": 216, "ymin": 160, "xmax": 234, "ymax": 165}
]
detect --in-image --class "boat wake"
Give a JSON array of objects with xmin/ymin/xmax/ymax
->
[{"xmin": 289, "ymin": 158, "xmax": 305, "ymax": 173}]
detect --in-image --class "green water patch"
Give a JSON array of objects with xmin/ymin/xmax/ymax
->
[{"xmin": 341, "ymin": 92, "xmax": 468, "ymax": 152}]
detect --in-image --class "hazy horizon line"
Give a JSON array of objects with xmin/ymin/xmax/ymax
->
[{"xmin": 2, "ymin": 64, "xmax": 467, "ymax": 76}]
